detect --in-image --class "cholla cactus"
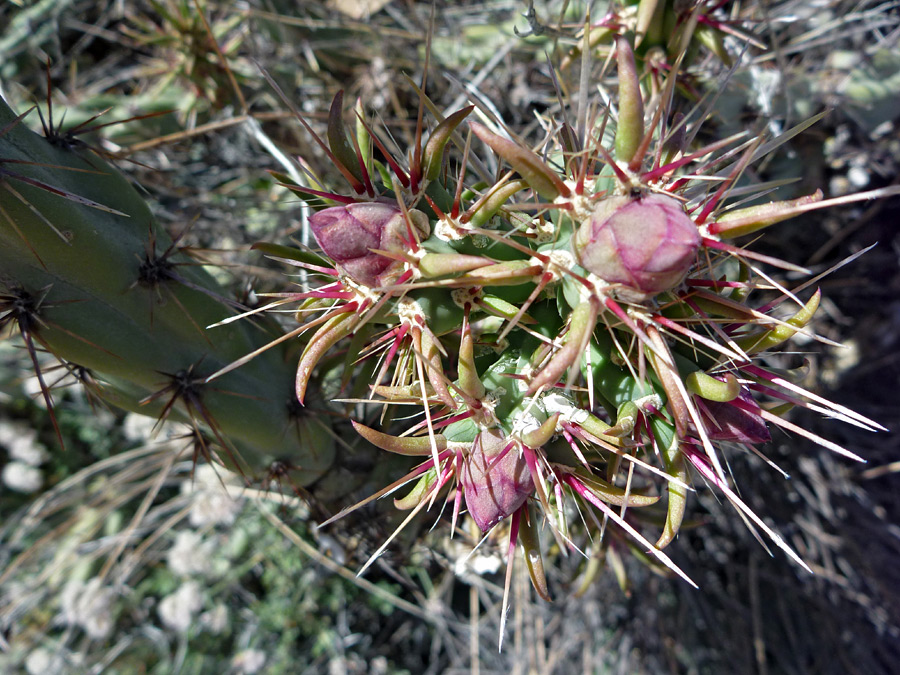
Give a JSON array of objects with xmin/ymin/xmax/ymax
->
[
  {"xmin": 3, "ymin": 4, "xmax": 894, "ymax": 651},
  {"xmin": 240, "ymin": 23, "xmax": 894, "ymax": 629}
]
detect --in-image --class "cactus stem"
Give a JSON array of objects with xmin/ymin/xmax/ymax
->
[
  {"xmin": 141, "ymin": 362, "xmax": 249, "ymax": 480},
  {"xmin": 1, "ymin": 155, "xmax": 126, "ymax": 246},
  {"xmin": 133, "ymin": 234, "xmax": 246, "ymax": 345},
  {"xmin": 0, "ymin": 197, "xmax": 47, "ymax": 265},
  {"xmin": 260, "ymin": 459, "xmax": 313, "ymax": 505}
]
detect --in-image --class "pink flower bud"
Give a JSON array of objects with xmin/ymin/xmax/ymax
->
[
  {"xmin": 462, "ymin": 428, "xmax": 532, "ymax": 532},
  {"xmin": 309, "ymin": 202, "xmax": 429, "ymax": 288},
  {"xmin": 700, "ymin": 388, "xmax": 771, "ymax": 445},
  {"xmin": 574, "ymin": 194, "xmax": 700, "ymax": 299}
]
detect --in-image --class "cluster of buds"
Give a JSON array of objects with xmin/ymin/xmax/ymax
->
[{"xmin": 234, "ymin": 11, "xmax": 890, "ymax": 636}]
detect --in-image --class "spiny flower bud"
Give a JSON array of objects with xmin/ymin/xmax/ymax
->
[
  {"xmin": 462, "ymin": 427, "xmax": 532, "ymax": 532},
  {"xmin": 309, "ymin": 202, "xmax": 429, "ymax": 288},
  {"xmin": 574, "ymin": 194, "xmax": 700, "ymax": 300},
  {"xmin": 700, "ymin": 388, "xmax": 771, "ymax": 445}
]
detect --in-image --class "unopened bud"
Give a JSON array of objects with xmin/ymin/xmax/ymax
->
[
  {"xmin": 309, "ymin": 202, "xmax": 429, "ymax": 287},
  {"xmin": 574, "ymin": 194, "xmax": 700, "ymax": 300},
  {"xmin": 701, "ymin": 387, "xmax": 771, "ymax": 445},
  {"xmin": 462, "ymin": 428, "xmax": 532, "ymax": 532}
]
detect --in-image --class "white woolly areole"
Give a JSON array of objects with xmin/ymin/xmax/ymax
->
[
  {"xmin": 451, "ymin": 287, "xmax": 480, "ymax": 309},
  {"xmin": 478, "ymin": 389, "xmax": 503, "ymax": 423},
  {"xmin": 532, "ymin": 248, "xmax": 578, "ymax": 283},
  {"xmin": 530, "ymin": 214, "xmax": 557, "ymax": 243},
  {"xmin": 434, "ymin": 216, "xmax": 468, "ymax": 242},
  {"xmin": 395, "ymin": 296, "xmax": 425, "ymax": 324},
  {"xmin": 342, "ymin": 275, "xmax": 382, "ymax": 305},
  {"xmin": 611, "ymin": 162, "xmax": 642, "ymax": 195},
  {"xmin": 542, "ymin": 392, "xmax": 590, "ymax": 424},
  {"xmin": 635, "ymin": 393, "xmax": 664, "ymax": 413},
  {"xmin": 511, "ymin": 409, "xmax": 543, "ymax": 438},
  {"xmin": 560, "ymin": 187, "xmax": 594, "ymax": 223},
  {"xmin": 516, "ymin": 363, "xmax": 534, "ymax": 391}
]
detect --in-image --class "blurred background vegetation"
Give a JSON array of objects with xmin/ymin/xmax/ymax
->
[{"xmin": 1, "ymin": 1, "xmax": 899, "ymax": 672}]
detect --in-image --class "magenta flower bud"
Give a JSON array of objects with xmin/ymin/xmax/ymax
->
[
  {"xmin": 309, "ymin": 202, "xmax": 429, "ymax": 287},
  {"xmin": 462, "ymin": 428, "xmax": 532, "ymax": 532},
  {"xmin": 700, "ymin": 388, "xmax": 771, "ymax": 445},
  {"xmin": 574, "ymin": 194, "xmax": 700, "ymax": 299}
]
